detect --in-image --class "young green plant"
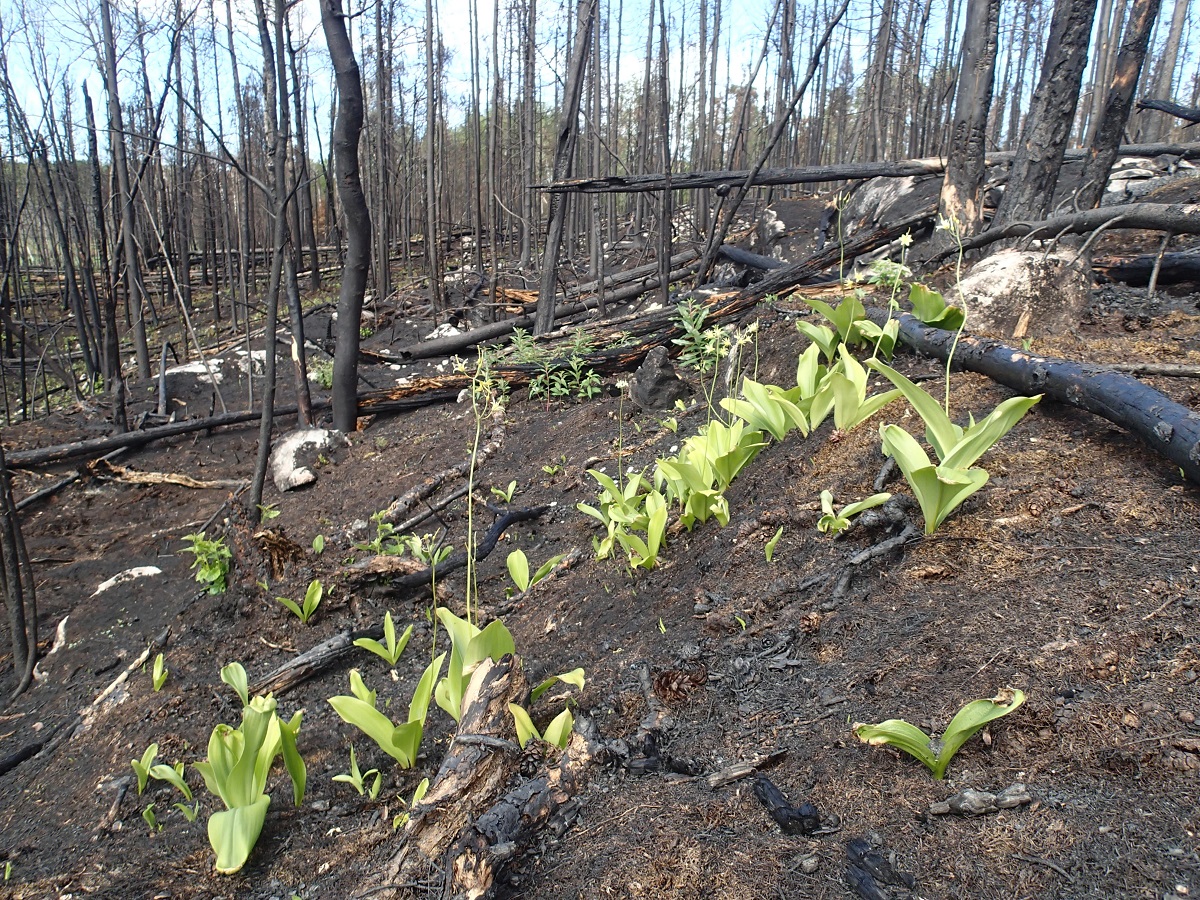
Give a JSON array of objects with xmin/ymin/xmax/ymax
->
[
  {"xmin": 275, "ymin": 579, "xmax": 323, "ymax": 625},
  {"xmin": 506, "ymin": 549, "xmax": 568, "ymax": 593},
  {"xmin": 328, "ymin": 656, "xmax": 445, "ymax": 768},
  {"xmin": 817, "ymin": 490, "xmax": 893, "ymax": 536},
  {"xmin": 180, "ymin": 532, "xmax": 231, "ymax": 594},
  {"xmin": 853, "ymin": 688, "xmax": 1026, "ymax": 779},
  {"xmin": 332, "ymin": 745, "xmax": 382, "ymax": 799},
  {"xmin": 354, "ymin": 611, "xmax": 414, "ymax": 668}
]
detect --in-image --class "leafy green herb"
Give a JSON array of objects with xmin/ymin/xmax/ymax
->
[
  {"xmin": 354, "ymin": 612, "xmax": 414, "ymax": 668},
  {"xmin": 275, "ymin": 579, "xmax": 323, "ymax": 625},
  {"xmin": 180, "ymin": 532, "xmax": 231, "ymax": 594}
]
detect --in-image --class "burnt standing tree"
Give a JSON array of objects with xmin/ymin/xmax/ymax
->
[
  {"xmin": 321, "ymin": 0, "xmax": 372, "ymax": 434},
  {"xmin": 937, "ymin": 0, "xmax": 1000, "ymax": 239},
  {"xmin": 993, "ymin": 0, "xmax": 1101, "ymax": 226}
]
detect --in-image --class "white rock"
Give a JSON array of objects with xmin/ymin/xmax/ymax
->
[{"xmin": 269, "ymin": 428, "xmax": 349, "ymax": 492}]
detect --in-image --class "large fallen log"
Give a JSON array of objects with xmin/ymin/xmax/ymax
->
[
  {"xmin": 540, "ymin": 142, "xmax": 1200, "ymax": 194},
  {"xmin": 935, "ymin": 202, "xmax": 1200, "ymax": 261},
  {"xmin": 863, "ymin": 306, "xmax": 1200, "ymax": 484},
  {"xmin": 1095, "ymin": 252, "xmax": 1200, "ymax": 286}
]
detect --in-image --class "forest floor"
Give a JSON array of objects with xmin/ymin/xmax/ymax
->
[{"xmin": 1, "ymin": 233, "xmax": 1199, "ymax": 900}]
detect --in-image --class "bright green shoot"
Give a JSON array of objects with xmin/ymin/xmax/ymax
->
[
  {"xmin": 817, "ymin": 490, "xmax": 892, "ymax": 536},
  {"xmin": 908, "ymin": 283, "xmax": 964, "ymax": 331},
  {"xmin": 332, "ymin": 746, "xmax": 382, "ymax": 799},
  {"xmin": 490, "ymin": 480, "xmax": 518, "ymax": 503},
  {"xmin": 509, "ymin": 704, "xmax": 575, "ymax": 749},
  {"xmin": 354, "ymin": 611, "xmax": 414, "ymax": 668},
  {"xmin": 764, "ymin": 526, "xmax": 784, "ymax": 562},
  {"xmin": 879, "ymin": 425, "xmax": 989, "ymax": 534},
  {"xmin": 151, "ymin": 653, "xmax": 169, "ymax": 691},
  {"xmin": 720, "ymin": 377, "xmax": 809, "ymax": 442},
  {"xmin": 854, "ymin": 688, "xmax": 1026, "ymax": 779},
  {"xmin": 275, "ymin": 579, "xmax": 323, "ymax": 625},
  {"xmin": 433, "ymin": 609, "xmax": 516, "ymax": 722},
  {"xmin": 809, "ymin": 346, "xmax": 901, "ymax": 432},
  {"xmin": 506, "ymin": 549, "xmax": 568, "ymax": 593}
]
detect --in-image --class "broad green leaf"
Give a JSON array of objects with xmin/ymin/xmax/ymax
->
[
  {"xmin": 935, "ymin": 688, "xmax": 1026, "ymax": 779},
  {"xmin": 853, "ymin": 719, "xmax": 936, "ymax": 772},
  {"xmin": 276, "ymin": 596, "xmax": 303, "ymax": 619},
  {"xmin": 328, "ymin": 695, "xmax": 409, "ymax": 765},
  {"xmin": 278, "ymin": 710, "xmax": 306, "ymax": 806},
  {"xmin": 148, "ymin": 763, "xmax": 193, "ymax": 801},
  {"xmin": 508, "ymin": 703, "xmax": 541, "ymax": 748},
  {"xmin": 940, "ymin": 395, "xmax": 1043, "ymax": 470},
  {"xmin": 208, "ymin": 795, "xmax": 271, "ymax": 874},
  {"xmin": 132, "ymin": 744, "xmax": 159, "ymax": 794},
  {"xmin": 764, "ymin": 525, "xmax": 784, "ymax": 562},
  {"xmin": 908, "ymin": 283, "xmax": 965, "ymax": 330},
  {"xmin": 881, "ymin": 425, "xmax": 988, "ymax": 534},
  {"xmin": 408, "ymin": 653, "xmax": 446, "ymax": 725},
  {"xmin": 506, "ymin": 549, "xmax": 531, "ymax": 592},
  {"xmin": 303, "ymin": 580, "xmax": 323, "ymax": 612},
  {"xmin": 531, "ymin": 668, "xmax": 586, "ymax": 704},
  {"xmin": 542, "ymin": 707, "xmax": 575, "ymax": 749},
  {"xmin": 220, "ymin": 662, "xmax": 250, "ymax": 709},
  {"xmin": 531, "ymin": 553, "xmax": 567, "ymax": 585},
  {"xmin": 797, "ymin": 320, "xmax": 838, "ymax": 362},
  {"xmin": 840, "ymin": 492, "xmax": 892, "ymax": 518}
]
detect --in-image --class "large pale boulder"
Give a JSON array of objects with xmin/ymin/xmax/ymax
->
[{"xmin": 948, "ymin": 249, "xmax": 1092, "ymax": 340}]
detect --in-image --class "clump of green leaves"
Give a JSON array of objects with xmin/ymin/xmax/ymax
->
[
  {"xmin": 193, "ymin": 663, "xmax": 306, "ymax": 874},
  {"xmin": 180, "ymin": 532, "xmax": 232, "ymax": 594},
  {"xmin": 509, "ymin": 668, "xmax": 586, "ymax": 749},
  {"xmin": 817, "ymin": 490, "xmax": 892, "ymax": 536},
  {"xmin": 356, "ymin": 510, "xmax": 403, "ymax": 556},
  {"xmin": 354, "ymin": 611, "xmax": 414, "ymax": 667},
  {"xmin": 433, "ymin": 608, "xmax": 516, "ymax": 722},
  {"xmin": 311, "ymin": 360, "xmax": 334, "ymax": 389},
  {"xmin": 854, "ymin": 688, "xmax": 1026, "ymax": 779},
  {"xmin": 868, "ymin": 359, "xmax": 1042, "ymax": 534},
  {"xmin": 490, "ymin": 480, "xmax": 518, "ymax": 503},
  {"xmin": 275, "ymin": 579, "xmax": 323, "ymax": 625},
  {"xmin": 332, "ymin": 745, "xmax": 382, "ymax": 799},
  {"xmin": 328, "ymin": 659, "xmax": 444, "ymax": 768}
]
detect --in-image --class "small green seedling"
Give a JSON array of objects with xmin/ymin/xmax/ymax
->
[
  {"xmin": 276, "ymin": 579, "xmax": 323, "ymax": 625},
  {"xmin": 392, "ymin": 778, "xmax": 430, "ymax": 830},
  {"xmin": 312, "ymin": 534, "xmax": 325, "ymax": 555},
  {"xmin": 143, "ymin": 803, "xmax": 161, "ymax": 832},
  {"xmin": 332, "ymin": 746, "xmax": 382, "ymax": 799},
  {"xmin": 151, "ymin": 653, "xmax": 169, "ymax": 691},
  {"xmin": 853, "ymin": 688, "xmax": 1026, "ymax": 780},
  {"xmin": 908, "ymin": 283, "xmax": 964, "ymax": 330},
  {"xmin": 490, "ymin": 480, "xmax": 518, "ymax": 503},
  {"xmin": 180, "ymin": 532, "xmax": 232, "ymax": 594},
  {"xmin": 508, "ymin": 704, "xmax": 575, "ymax": 749},
  {"xmin": 354, "ymin": 612, "xmax": 414, "ymax": 667},
  {"xmin": 764, "ymin": 526, "xmax": 784, "ymax": 562},
  {"xmin": 817, "ymin": 490, "xmax": 892, "ymax": 536},
  {"xmin": 506, "ymin": 549, "xmax": 567, "ymax": 593},
  {"xmin": 257, "ymin": 503, "xmax": 280, "ymax": 522}
]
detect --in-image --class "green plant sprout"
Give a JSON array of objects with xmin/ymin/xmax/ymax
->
[
  {"xmin": 257, "ymin": 503, "xmax": 280, "ymax": 522},
  {"xmin": 151, "ymin": 653, "xmax": 169, "ymax": 691},
  {"xmin": 332, "ymin": 746, "xmax": 382, "ymax": 799},
  {"xmin": 180, "ymin": 532, "xmax": 231, "ymax": 594},
  {"xmin": 328, "ymin": 656, "xmax": 444, "ymax": 768},
  {"xmin": 506, "ymin": 549, "xmax": 568, "ymax": 593},
  {"xmin": 908, "ymin": 283, "xmax": 964, "ymax": 331},
  {"xmin": 354, "ymin": 612, "xmax": 414, "ymax": 667},
  {"xmin": 433, "ymin": 608, "xmax": 516, "ymax": 721},
  {"xmin": 490, "ymin": 480, "xmax": 518, "ymax": 503},
  {"xmin": 764, "ymin": 526, "xmax": 784, "ymax": 562},
  {"xmin": 868, "ymin": 359, "xmax": 1042, "ymax": 533},
  {"xmin": 312, "ymin": 534, "xmax": 325, "ymax": 555},
  {"xmin": 275, "ymin": 579, "xmax": 323, "ymax": 625},
  {"xmin": 392, "ymin": 778, "xmax": 430, "ymax": 830},
  {"xmin": 853, "ymin": 688, "xmax": 1026, "ymax": 779},
  {"xmin": 509, "ymin": 667, "xmax": 585, "ymax": 749},
  {"xmin": 143, "ymin": 803, "xmax": 161, "ymax": 833},
  {"xmin": 356, "ymin": 510, "xmax": 404, "ymax": 556},
  {"xmin": 817, "ymin": 490, "xmax": 893, "ymax": 536}
]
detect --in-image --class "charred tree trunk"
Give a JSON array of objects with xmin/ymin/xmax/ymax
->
[
  {"xmin": 321, "ymin": 0, "xmax": 372, "ymax": 434},
  {"xmin": 993, "ymin": 0, "xmax": 1100, "ymax": 226},
  {"xmin": 0, "ymin": 441, "xmax": 37, "ymax": 698},
  {"xmin": 1075, "ymin": 0, "xmax": 1163, "ymax": 211},
  {"xmin": 938, "ymin": 0, "xmax": 1000, "ymax": 238},
  {"xmin": 534, "ymin": 0, "xmax": 597, "ymax": 335}
]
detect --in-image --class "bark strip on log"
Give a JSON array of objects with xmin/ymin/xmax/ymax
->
[
  {"xmin": 863, "ymin": 307, "xmax": 1200, "ymax": 484},
  {"xmin": 539, "ymin": 142, "xmax": 1200, "ymax": 194}
]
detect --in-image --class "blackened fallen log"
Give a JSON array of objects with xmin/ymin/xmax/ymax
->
[
  {"xmin": 539, "ymin": 142, "xmax": 1200, "ymax": 194},
  {"xmin": 717, "ymin": 245, "xmax": 785, "ymax": 270},
  {"xmin": 1137, "ymin": 98, "xmax": 1200, "ymax": 125},
  {"xmin": 249, "ymin": 624, "xmax": 383, "ymax": 697},
  {"xmin": 935, "ymin": 202, "xmax": 1200, "ymax": 261},
  {"xmin": 1095, "ymin": 252, "xmax": 1200, "ymax": 286},
  {"xmin": 863, "ymin": 307, "xmax": 1200, "ymax": 484}
]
